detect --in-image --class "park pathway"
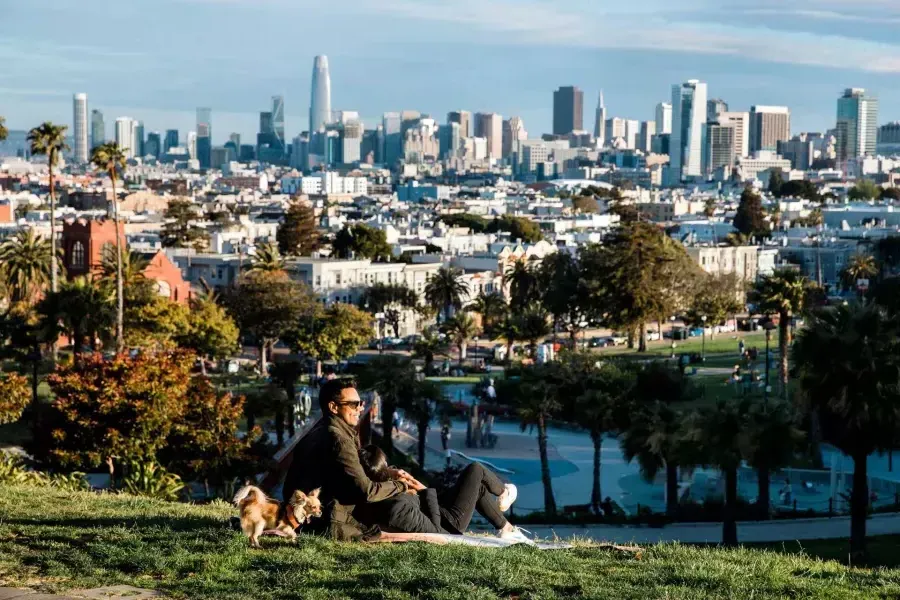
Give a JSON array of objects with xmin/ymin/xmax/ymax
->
[{"xmin": 0, "ymin": 585, "xmax": 160, "ymax": 599}]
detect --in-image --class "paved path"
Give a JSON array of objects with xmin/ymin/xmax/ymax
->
[{"xmin": 0, "ymin": 585, "xmax": 160, "ymax": 599}]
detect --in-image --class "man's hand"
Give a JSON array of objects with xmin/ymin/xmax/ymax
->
[{"xmin": 393, "ymin": 469, "xmax": 426, "ymax": 492}]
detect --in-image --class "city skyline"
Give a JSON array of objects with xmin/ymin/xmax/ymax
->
[{"xmin": 3, "ymin": 0, "xmax": 900, "ymax": 141}]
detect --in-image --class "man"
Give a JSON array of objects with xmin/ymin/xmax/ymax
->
[{"xmin": 282, "ymin": 378, "xmax": 423, "ymax": 541}]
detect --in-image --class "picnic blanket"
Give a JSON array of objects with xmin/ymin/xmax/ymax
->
[{"xmin": 374, "ymin": 532, "xmax": 572, "ymax": 550}]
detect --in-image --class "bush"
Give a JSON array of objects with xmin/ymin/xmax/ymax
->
[
  {"xmin": 122, "ymin": 461, "xmax": 186, "ymax": 502},
  {"xmin": 0, "ymin": 372, "xmax": 29, "ymax": 425},
  {"xmin": 0, "ymin": 452, "xmax": 88, "ymax": 491}
]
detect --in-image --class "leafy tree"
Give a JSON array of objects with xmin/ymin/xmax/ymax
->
[
  {"xmin": 0, "ymin": 116, "xmax": 7, "ymax": 142},
  {"xmin": 277, "ymin": 200, "xmax": 321, "ymax": 257},
  {"xmin": 749, "ymin": 269, "xmax": 812, "ymax": 394},
  {"xmin": 840, "ymin": 254, "xmax": 877, "ymax": 296},
  {"xmin": 733, "ymin": 187, "xmax": 768, "ymax": 239},
  {"xmin": 724, "ymin": 232, "xmax": 750, "ymax": 247},
  {"xmin": 848, "ymin": 179, "xmax": 880, "ymax": 201},
  {"xmin": 685, "ymin": 273, "xmax": 744, "ymax": 336},
  {"xmin": 360, "ymin": 283, "xmax": 418, "ymax": 338},
  {"xmin": 91, "ymin": 143, "xmax": 128, "ymax": 353},
  {"xmin": 100, "ymin": 248, "xmax": 154, "ymax": 303},
  {"xmin": 358, "ymin": 355, "xmax": 417, "ymax": 459},
  {"xmin": 425, "ymin": 266, "xmax": 467, "ymax": 323},
  {"xmin": 28, "ymin": 122, "xmax": 68, "ymax": 300},
  {"xmin": 0, "ymin": 372, "xmax": 29, "ymax": 425},
  {"xmin": 37, "ymin": 276, "xmax": 114, "ymax": 357},
  {"xmin": 881, "ymin": 187, "xmax": 900, "ymax": 201},
  {"xmin": 413, "ymin": 329, "xmax": 444, "ymax": 375},
  {"xmin": 504, "ymin": 258, "xmax": 540, "ymax": 312},
  {"xmin": 779, "ymin": 180, "xmax": 821, "ymax": 202},
  {"xmin": 0, "ymin": 230, "xmax": 56, "ymax": 305},
  {"xmin": 743, "ymin": 401, "xmax": 800, "ymax": 519},
  {"xmin": 224, "ymin": 271, "xmax": 314, "ymax": 375},
  {"xmin": 248, "ymin": 241, "xmax": 286, "ymax": 273},
  {"xmin": 469, "ymin": 291, "xmax": 508, "ymax": 337},
  {"xmin": 439, "ymin": 214, "xmax": 488, "ymax": 233},
  {"xmin": 0, "ymin": 306, "xmax": 44, "ymax": 421},
  {"xmin": 875, "ymin": 236, "xmax": 900, "ymax": 278},
  {"xmin": 703, "ymin": 199, "xmax": 716, "ymax": 218},
  {"xmin": 792, "ymin": 208, "xmax": 824, "ymax": 228},
  {"xmin": 498, "ymin": 315, "xmax": 521, "ymax": 364},
  {"xmin": 124, "ymin": 296, "xmax": 190, "ymax": 350},
  {"xmin": 284, "ymin": 302, "xmax": 372, "ymax": 368},
  {"xmin": 792, "ymin": 303, "xmax": 900, "ymax": 558},
  {"xmin": 176, "ymin": 295, "xmax": 240, "ymax": 375},
  {"xmin": 516, "ymin": 304, "xmax": 551, "ymax": 357},
  {"xmin": 572, "ymin": 195, "xmax": 599, "ymax": 214},
  {"xmin": 538, "ymin": 251, "xmax": 588, "ymax": 341},
  {"xmin": 404, "ymin": 379, "xmax": 448, "ymax": 469},
  {"xmin": 332, "ymin": 224, "xmax": 392, "ymax": 261},
  {"xmin": 516, "ymin": 364, "xmax": 563, "ymax": 515},
  {"xmin": 767, "ymin": 170, "xmax": 784, "ymax": 197},
  {"xmin": 871, "ymin": 277, "xmax": 900, "ymax": 315},
  {"xmin": 42, "ymin": 351, "xmax": 194, "ymax": 479},
  {"xmin": 161, "ymin": 198, "xmax": 208, "ymax": 250},
  {"xmin": 445, "ymin": 311, "xmax": 480, "ymax": 366},
  {"xmin": 485, "ymin": 215, "xmax": 543, "ymax": 243}
]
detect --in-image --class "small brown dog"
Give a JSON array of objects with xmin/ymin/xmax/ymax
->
[{"xmin": 233, "ymin": 485, "xmax": 322, "ymax": 548}]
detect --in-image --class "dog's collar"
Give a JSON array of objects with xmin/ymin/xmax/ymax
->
[{"xmin": 285, "ymin": 504, "xmax": 301, "ymax": 529}]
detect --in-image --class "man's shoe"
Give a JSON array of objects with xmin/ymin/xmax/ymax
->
[
  {"xmin": 499, "ymin": 526, "xmax": 535, "ymax": 546},
  {"xmin": 498, "ymin": 484, "xmax": 517, "ymax": 512}
]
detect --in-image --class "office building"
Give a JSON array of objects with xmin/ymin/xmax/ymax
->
[
  {"xmin": 447, "ymin": 111, "xmax": 472, "ymax": 138},
  {"xmin": 187, "ymin": 131, "xmax": 197, "ymax": 160},
  {"xmin": 705, "ymin": 122, "xmax": 737, "ymax": 176},
  {"xmin": 229, "ymin": 133, "xmax": 241, "ymax": 151},
  {"xmin": 778, "ymin": 133, "xmax": 817, "ymax": 170},
  {"xmin": 670, "ymin": 79, "xmax": 708, "ymax": 182},
  {"xmin": 878, "ymin": 122, "xmax": 900, "ymax": 155},
  {"xmin": 145, "ymin": 132, "xmax": 161, "ymax": 159},
  {"xmin": 196, "ymin": 107, "xmax": 212, "ymax": 168},
  {"xmin": 115, "ymin": 117, "xmax": 135, "ymax": 158},
  {"xmin": 655, "ymin": 102, "xmax": 672, "ymax": 135},
  {"xmin": 272, "ymin": 95, "xmax": 285, "ymax": 149},
  {"xmin": 718, "ymin": 112, "xmax": 749, "ymax": 158},
  {"xmin": 639, "ymin": 121, "xmax": 656, "ymax": 153},
  {"xmin": 749, "ymin": 106, "xmax": 790, "ymax": 153},
  {"xmin": 440, "ymin": 122, "xmax": 461, "ymax": 159},
  {"xmin": 707, "ymin": 99, "xmax": 728, "ymax": 121},
  {"xmin": 502, "ymin": 117, "xmax": 527, "ymax": 158},
  {"xmin": 836, "ymin": 88, "xmax": 878, "ymax": 162},
  {"xmin": 73, "ymin": 93, "xmax": 88, "ymax": 164},
  {"xmin": 474, "ymin": 112, "xmax": 503, "ymax": 159},
  {"xmin": 310, "ymin": 55, "xmax": 332, "ymax": 132},
  {"xmin": 594, "ymin": 91, "xmax": 607, "ymax": 146},
  {"xmin": 90, "ymin": 109, "xmax": 104, "ymax": 150},
  {"xmin": 133, "ymin": 121, "xmax": 144, "ymax": 157},
  {"xmin": 625, "ymin": 119, "xmax": 640, "ymax": 150},
  {"xmin": 553, "ymin": 86, "xmax": 584, "ymax": 135},
  {"xmin": 340, "ymin": 119, "xmax": 363, "ymax": 164},
  {"xmin": 164, "ymin": 129, "xmax": 179, "ymax": 153},
  {"xmin": 605, "ymin": 117, "xmax": 627, "ymax": 144},
  {"xmin": 381, "ymin": 112, "xmax": 403, "ymax": 166}
]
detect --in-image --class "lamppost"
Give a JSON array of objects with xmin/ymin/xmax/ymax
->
[
  {"xmin": 670, "ymin": 315, "xmax": 677, "ymax": 358},
  {"xmin": 375, "ymin": 311, "xmax": 385, "ymax": 355},
  {"xmin": 761, "ymin": 317, "xmax": 776, "ymax": 407},
  {"xmin": 700, "ymin": 315, "xmax": 707, "ymax": 361}
]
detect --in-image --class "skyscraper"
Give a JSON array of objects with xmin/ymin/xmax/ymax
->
[
  {"xmin": 145, "ymin": 132, "xmax": 161, "ymax": 159},
  {"xmin": 704, "ymin": 112, "xmax": 749, "ymax": 177},
  {"xmin": 187, "ymin": 131, "xmax": 197, "ymax": 160},
  {"xmin": 447, "ymin": 111, "xmax": 472, "ymax": 138},
  {"xmin": 749, "ymin": 106, "xmax": 790, "ymax": 154},
  {"xmin": 594, "ymin": 91, "xmax": 607, "ymax": 146},
  {"xmin": 474, "ymin": 112, "xmax": 503, "ymax": 159},
  {"xmin": 707, "ymin": 99, "xmax": 728, "ymax": 121},
  {"xmin": 310, "ymin": 56, "xmax": 332, "ymax": 132},
  {"xmin": 625, "ymin": 120, "xmax": 640, "ymax": 150},
  {"xmin": 639, "ymin": 121, "xmax": 656, "ymax": 153},
  {"xmin": 115, "ymin": 117, "xmax": 135, "ymax": 158},
  {"xmin": 133, "ymin": 121, "xmax": 145, "ymax": 157},
  {"xmin": 502, "ymin": 117, "xmax": 527, "ymax": 158},
  {"xmin": 340, "ymin": 119, "xmax": 363, "ymax": 164},
  {"xmin": 605, "ymin": 117, "xmax": 627, "ymax": 143},
  {"xmin": 90, "ymin": 109, "xmax": 105, "ymax": 150},
  {"xmin": 441, "ymin": 122, "xmax": 462, "ymax": 159},
  {"xmin": 164, "ymin": 129, "xmax": 179, "ymax": 153},
  {"xmin": 718, "ymin": 112, "xmax": 749, "ymax": 158},
  {"xmin": 73, "ymin": 93, "xmax": 88, "ymax": 164},
  {"xmin": 553, "ymin": 86, "xmax": 584, "ymax": 135},
  {"xmin": 272, "ymin": 95, "xmax": 285, "ymax": 150},
  {"xmin": 196, "ymin": 108, "xmax": 212, "ymax": 168},
  {"xmin": 655, "ymin": 102, "xmax": 672, "ymax": 135},
  {"xmin": 670, "ymin": 79, "xmax": 708, "ymax": 183},
  {"xmin": 382, "ymin": 112, "xmax": 402, "ymax": 166},
  {"xmin": 836, "ymin": 88, "xmax": 878, "ymax": 162}
]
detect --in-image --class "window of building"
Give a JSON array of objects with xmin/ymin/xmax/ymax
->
[
  {"xmin": 316, "ymin": 275, "xmax": 321, "ymax": 287},
  {"xmin": 156, "ymin": 280, "xmax": 171, "ymax": 298},
  {"xmin": 335, "ymin": 272, "xmax": 342, "ymax": 285},
  {"xmin": 71, "ymin": 241, "xmax": 85, "ymax": 268},
  {"xmin": 217, "ymin": 268, "xmax": 223, "ymax": 280}
]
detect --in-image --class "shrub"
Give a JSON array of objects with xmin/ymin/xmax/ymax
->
[
  {"xmin": 122, "ymin": 461, "xmax": 186, "ymax": 502},
  {"xmin": 0, "ymin": 372, "xmax": 29, "ymax": 425}
]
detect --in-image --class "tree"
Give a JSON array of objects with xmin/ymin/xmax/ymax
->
[
  {"xmin": 224, "ymin": 271, "xmax": 314, "ymax": 375},
  {"xmin": 0, "ymin": 306, "xmax": 44, "ymax": 424},
  {"xmin": 160, "ymin": 198, "xmax": 208, "ymax": 250},
  {"xmin": 485, "ymin": 215, "xmax": 543, "ymax": 243},
  {"xmin": 767, "ymin": 170, "xmax": 784, "ymax": 197},
  {"xmin": 404, "ymin": 379, "xmax": 447, "ymax": 469},
  {"xmin": 0, "ymin": 372, "xmax": 29, "ymax": 425},
  {"xmin": 881, "ymin": 187, "xmax": 900, "ymax": 201},
  {"xmin": 749, "ymin": 269, "xmax": 812, "ymax": 395},
  {"xmin": 703, "ymin": 199, "xmax": 716, "ymax": 218},
  {"xmin": 277, "ymin": 200, "xmax": 321, "ymax": 256},
  {"xmin": 440, "ymin": 214, "xmax": 488, "ymax": 233},
  {"xmin": 840, "ymin": 254, "xmax": 877, "ymax": 296},
  {"xmin": 469, "ymin": 291, "xmax": 508, "ymax": 337},
  {"xmin": 792, "ymin": 303, "xmax": 900, "ymax": 558},
  {"xmin": 572, "ymin": 194, "xmax": 599, "ymax": 214},
  {"xmin": 332, "ymin": 224, "xmax": 392, "ymax": 261},
  {"xmin": 124, "ymin": 296, "xmax": 190, "ymax": 350},
  {"xmin": 412, "ymin": 330, "xmax": 443, "ymax": 375},
  {"xmin": 100, "ymin": 248, "xmax": 153, "ymax": 302},
  {"xmin": 516, "ymin": 364, "xmax": 562, "ymax": 515},
  {"xmin": 28, "ymin": 122, "xmax": 68, "ymax": 304},
  {"xmin": 360, "ymin": 283, "xmax": 418, "ymax": 339},
  {"xmin": 504, "ymin": 258, "xmax": 540, "ymax": 312},
  {"xmin": 0, "ymin": 230, "xmax": 55, "ymax": 305},
  {"xmin": 743, "ymin": 401, "xmax": 799, "ymax": 519},
  {"xmin": 37, "ymin": 276, "xmax": 114, "ymax": 357},
  {"xmin": 516, "ymin": 304, "xmax": 551, "ymax": 357},
  {"xmin": 268, "ymin": 359, "xmax": 306, "ymax": 443},
  {"xmin": 875, "ymin": 236, "xmax": 900, "ymax": 278},
  {"xmin": 538, "ymin": 251, "xmax": 588, "ymax": 342},
  {"xmin": 848, "ymin": 179, "xmax": 880, "ymax": 201},
  {"xmin": 0, "ymin": 116, "xmax": 7, "ymax": 142},
  {"xmin": 91, "ymin": 143, "xmax": 128, "ymax": 353},
  {"xmin": 445, "ymin": 311, "xmax": 480, "ymax": 366},
  {"xmin": 284, "ymin": 302, "xmax": 372, "ymax": 370},
  {"xmin": 176, "ymin": 295, "xmax": 240, "ymax": 375},
  {"xmin": 779, "ymin": 180, "xmax": 821, "ymax": 202},
  {"xmin": 248, "ymin": 241, "xmax": 286, "ymax": 273},
  {"xmin": 41, "ymin": 351, "xmax": 193, "ymax": 479},
  {"xmin": 498, "ymin": 315, "xmax": 521, "ymax": 364},
  {"xmin": 871, "ymin": 277, "xmax": 900, "ymax": 315},
  {"xmin": 733, "ymin": 187, "xmax": 768, "ymax": 239},
  {"xmin": 685, "ymin": 273, "xmax": 744, "ymax": 336},
  {"xmin": 425, "ymin": 266, "xmax": 467, "ymax": 323},
  {"xmin": 358, "ymin": 355, "xmax": 417, "ymax": 459}
]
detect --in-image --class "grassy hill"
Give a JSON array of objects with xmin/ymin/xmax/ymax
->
[{"xmin": 1, "ymin": 484, "xmax": 899, "ymax": 599}]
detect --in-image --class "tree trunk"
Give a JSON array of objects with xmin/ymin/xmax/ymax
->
[
  {"xmin": 106, "ymin": 456, "xmax": 115, "ymax": 488},
  {"xmin": 258, "ymin": 342, "xmax": 267, "ymax": 376},
  {"xmin": 246, "ymin": 409, "xmax": 256, "ymax": 433},
  {"xmin": 417, "ymin": 419, "xmax": 427, "ymax": 469},
  {"xmin": 850, "ymin": 452, "xmax": 869, "ymax": 559},
  {"xmin": 274, "ymin": 402, "xmax": 285, "ymax": 447},
  {"xmin": 638, "ymin": 321, "xmax": 647, "ymax": 352},
  {"xmin": 627, "ymin": 329, "xmax": 635, "ymax": 349},
  {"xmin": 666, "ymin": 462, "xmax": 679, "ymax": 516},
  {"xmin": 199, "ymin": 358, "xmax": 207, "ymax": 376},
  {"xmin": 778, "ymin": 311, "xmax": 789, "ymax": 397},
  {"xmin": 723, "ymin": 467, "xmax": 738, "ymax": 546},
  {"xmin": 112, "ymin": 176, "xmax": 125, "ymax": 354},
  {"xmin": 381, "ymin": 399, "xmax": 396, "ymax": 460},
  {"xmin": 537, "ymin": 414, "xmax": 557, "ymax": 515},
  {"xmin": 287, "ymin": 403, "xmax": 296, "ymax": 438},
  {"xmin": 49, "ymin": 162, "xmax": 58, "ymax": 362},
  {"xmin": 757, "ymin": 463, "xmax": 771, "ymax": 520},
  {"xmin": 591, "ymin": 431, "xmax": 602, "ymax": 515},
  {"xmin": 459, "ymin": 342, "xmax": 465, "ymax": 367}
]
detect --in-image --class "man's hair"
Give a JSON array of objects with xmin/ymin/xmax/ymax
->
[{"xmin": 319, "ymin": 378, "xmax": 357, "ymax": 412}]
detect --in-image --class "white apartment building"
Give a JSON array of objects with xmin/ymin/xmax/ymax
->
[{"xmin": 280, "ymin": 172, "xmax": 368, "ymax": 196}]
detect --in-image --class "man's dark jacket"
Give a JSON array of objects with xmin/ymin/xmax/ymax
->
[{"xmin": 282, "ymin": 413, "xmax": 406, "ymax": 541}]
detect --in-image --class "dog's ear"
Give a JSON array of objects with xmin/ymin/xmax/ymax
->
[{"xmin": 309, "ymin": 488, "xmax": 321, "ymax": 498}]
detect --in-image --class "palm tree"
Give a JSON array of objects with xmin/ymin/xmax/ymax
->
[
  {"xmin": 517, "ymin": 364, "xmax": 562, "ymax": 515},
  {"xmin": 469, "ymin": 291, "xmax": 508, "ymax": 337},
  {"xmin": 0, "ymin": 116, "xmax": 8, "ymax": 142},
  {"xmin": 412, "ymin": 329, "xmax": 442, "ymax": 375},
  {"xmin": 517, "ymin": 304, "xmax": 551, "ymax": 357},
  {"xmin": 248, "ymin": 241, "xmax": 286, "ymax": 273},
  {"xmin": 792, "ymin": 303, "xmax": 900, "ymax": 559},
  {"xmin": 498, "ymin": 315, "xmax": 521, "ymax": 364},
  {"xmin": 358, "ymin": 355, "xmax": 418, "ymax": 459},
  {"xmin": 361, "ymin": 282, "xmax": 418, "ymax": 338},
  {"xmin": 0, "ymin": 230, "xmax": 55, "ymax": 304},
  {"xmin": 575, "ymin": 362, "xmax": 633, "ymax": 514},
  {"xmin": 749, "ymin": 269, "xmax": 811, "ymax": 396},
  {"xmin": 425, "ymin": 266, "xmax": 467, "ymax": 323},
  {"xmin": 90, "ymin": 143, "xmax": 128, "ymax": 354},
  {"xmin": 743, "ymin": 401, "xmax": 800, "ymax": 519},
  {"xmin": 841, "ymin": 254, "xmax": 878, "ymax": 297},
  {"xmin": 445, "ymin": 311, "xmax": 480, "ymax": 367},
  {"xmin": 27, "ymin": 123, "xmax": 68, "ymax": 304},
  {"xmin": 404, "ymin": 379, "xmax": 447, "ymax": 469},
  {"xmin": 504, "ymin": 258, "xmax": 539, "ymax": 311},
  {"xmin": 37, "ymin": 276, "xmax": 114, "ymax": 358}
]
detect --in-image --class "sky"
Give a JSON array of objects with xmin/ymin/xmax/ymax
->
[{"xmin": 3, "ymin": 0, "xmax": 900, "ymax": 144}]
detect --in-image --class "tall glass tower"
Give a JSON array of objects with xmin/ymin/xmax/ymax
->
[
  {"xmin": 196, "ymin": 107, "xmax": 212, "ymax": 168},
  {"xmin": 73, "ymin": 93, "xmax": 88, "ymax": 164},
  {"xmin": 309, "ymin": 56, "xmax": 332, "ymax": 133},
  {"xmin": 272, "ymin": 95, "xmax": 285, "ymax": 149},
  {"xmin": 670, "ymin": 79, "xmax": 708, "ymax": 183}
]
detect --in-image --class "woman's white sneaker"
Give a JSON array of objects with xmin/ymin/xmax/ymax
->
[
  {"xmin": 499, "ymin": 526, "xmax": 535, "ymax": 546},
  {"xmin": 498, "ymin": 484, "xmax": 518, "ymax": 512}
]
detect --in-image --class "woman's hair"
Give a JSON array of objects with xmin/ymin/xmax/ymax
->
[{"xmin": 359, "ymin": 444, "xmax": 391, "ymax": 482}]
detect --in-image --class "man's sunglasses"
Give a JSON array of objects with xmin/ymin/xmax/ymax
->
[{"xmin": 336, "ymin": 400, "xmax": 363, "ymax": 409}]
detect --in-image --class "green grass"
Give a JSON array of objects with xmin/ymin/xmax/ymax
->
[
  {"xmin": 1, "ymin": 484, "xmax": 900, "ymax": 599},
  {"xmin": 428, "ymin": 376, "xmax": 487, "ymax": 384},
  {"xmin": 600, "ymin": 331, "xmax": 769, "ymax": 358}
]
